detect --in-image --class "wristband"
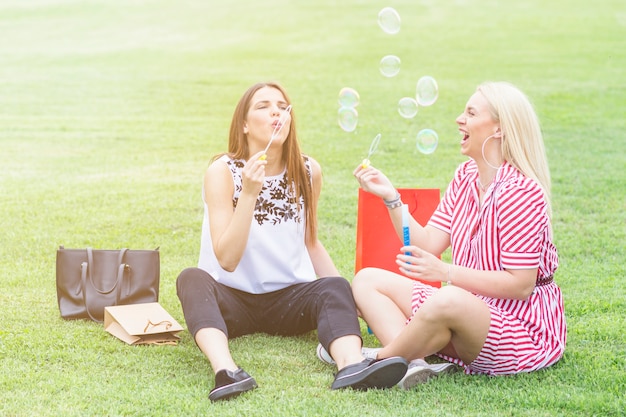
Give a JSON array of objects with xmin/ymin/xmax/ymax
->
[{"xmin": 383, "ymin": 191, "xmax": 402, "ymax": 209}]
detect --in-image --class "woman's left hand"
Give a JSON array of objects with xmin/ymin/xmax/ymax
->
[{"xmin": 396, "ymin": 246, "xmax": 446, "ymax": 283}]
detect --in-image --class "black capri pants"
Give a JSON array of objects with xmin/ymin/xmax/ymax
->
[{"xmin": 176, "ymin": 267, "xmax": 362, "ymax": 352}]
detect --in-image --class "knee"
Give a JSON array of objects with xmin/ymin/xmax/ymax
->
[
  {"xmin": 351, "ymin": 268, "xmax": 382, "ymax": 299},
  {"xmin": 320, "ymin": 276, "xmax": 352, "ymax": 295},
  {"xmin": 419, "ymin": 285, "xmax": 466, "ymax": 321},
  {"xmin": 176, "ymin": 267, "xmax": 211, "ymax": 294}
]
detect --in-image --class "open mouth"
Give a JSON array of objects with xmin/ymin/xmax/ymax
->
[{"xmin": 460, "ymin": 131, "xmax": 469, "ymax": 143}]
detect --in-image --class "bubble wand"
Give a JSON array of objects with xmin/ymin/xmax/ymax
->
[
  {"xmin": 361, "ymin": 133, "xmax": 381, "ymax": 168},
  {"xmin": 402, "ymin": 203, "xmax": 411, "ymax": 256},
  {"xmin": 260, "ymin": 105, "xmax": 292, "ymax": 160}
]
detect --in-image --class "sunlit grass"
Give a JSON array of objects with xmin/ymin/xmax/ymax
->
[{"xmin": 0, "ymin": 0, "xmax": 624, "ymax": 415}]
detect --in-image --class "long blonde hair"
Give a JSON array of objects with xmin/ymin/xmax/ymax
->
[
  {"xmin": 477, "ymin": 82, "xmax": 552, "ymax": 218},
  {"xmin": 213, "ymin": 82, "xmax": 317, "ymax": 244}
]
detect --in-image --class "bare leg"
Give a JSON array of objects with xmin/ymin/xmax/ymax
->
[
  {"xmin": 328, "ymin": 334, "xmax": 364, "ymax": 370},
  {"xmin": 378, "ymin": 285, "xmax": 491, "ymax": 364},
  {"xmin": 351, "ymin": 267, "xmax": 415, "ymax": 345},
  {"xmin": 195, "ymin": 328, "xmax": 238, "ymax": 372}
]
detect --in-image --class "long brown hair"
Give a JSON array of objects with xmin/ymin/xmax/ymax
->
[{"xmin": 213, "ymin": 82, "xmax": 317, "ymax": 244}]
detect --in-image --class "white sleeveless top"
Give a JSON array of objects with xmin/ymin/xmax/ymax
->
[{"xmin": 198, "ymin": 155, "xmax": 316, "ymax": 294}]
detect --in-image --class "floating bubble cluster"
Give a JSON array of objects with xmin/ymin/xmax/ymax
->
[
  {"xmin": 338, "ymin": 7, "xmax": 443, "ymax": 158},
  {"xmin": 337, "ymin": 87, "xmax": 359, "ymax": 132}
]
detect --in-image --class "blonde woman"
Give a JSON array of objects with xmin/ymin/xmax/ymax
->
[
  {"xmin": 352, "ymin": 82, "xmax": 566, "ymax": 390},
  {"xmin": 177, "ymin": 82, "xmax": 407, "ymax": 402}
]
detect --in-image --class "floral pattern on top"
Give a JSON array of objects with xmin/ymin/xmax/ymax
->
[{"xmin": 226, "ymin": 156, "xmax": 311, "ymax": 226}]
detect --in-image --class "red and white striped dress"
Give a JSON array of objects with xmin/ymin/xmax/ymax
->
[{"xmin": 410, "ymin": 160, "xmax": 566, "ymax": 375}]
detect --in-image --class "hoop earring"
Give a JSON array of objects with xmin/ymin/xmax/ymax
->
[{"xmin": 481, "ymin": 134, "xmax": 502, "ymax": 170}]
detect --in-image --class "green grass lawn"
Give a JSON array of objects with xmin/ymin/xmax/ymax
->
[{"xmin": 0, "ymin": 0, "xmax": 624, "ymax": 416}]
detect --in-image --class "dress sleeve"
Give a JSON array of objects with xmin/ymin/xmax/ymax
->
[{"xmin": 497, "ymin": 179, "xmax": 550, "ymax": 269}]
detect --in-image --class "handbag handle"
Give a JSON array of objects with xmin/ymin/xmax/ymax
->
[
  {"xmin": 79, "ymin": 248, "xmax": 130, "ymax": 322},
  {"xmin": 85, "ymin": 247, "xmax": 129, "ymax": 294}
]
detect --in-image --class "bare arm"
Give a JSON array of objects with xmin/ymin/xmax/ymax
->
[
  {"xmin": 396, "ymin": 246, "xmax": 537, "ymax": 300},
  {"xmin": 353, "ymin": 164, "xmax": 450, "ymax": 256},
  {"xmin": 307, "ymin": 239, "xmax": 340, "ymax": 278},
  {"xmin": 205, "ymin": 151, "xmax": 267, "ymax": 272}
]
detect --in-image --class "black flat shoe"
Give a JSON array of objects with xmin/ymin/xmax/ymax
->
[
  {"xmin": 209, "ymin": 368, "xmax": 258, "ymax": 402},
  {"xmin": 331, "ymin": 357, "xmax": 408, "ymax": 390}
]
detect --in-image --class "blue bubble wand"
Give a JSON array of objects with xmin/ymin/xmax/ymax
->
[
  {"xmin": 260, "ymin": 105, "xmax": 292, "ymax": 160},
  {"xmin": 402, "ymin": 203, "xmax": 411, "ymax": 256}
]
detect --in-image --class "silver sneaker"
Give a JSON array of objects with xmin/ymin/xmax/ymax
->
[
  {"xmin": 316, "ymin": 343, "xmax": 382, "ymax": 365},
  {"xmin": 397, "ymin": 360, "xmax": 459, "ymax": 390},
  {"xmin": 361, "ymin": 346, "xmax": 381, "ymax": 360}
]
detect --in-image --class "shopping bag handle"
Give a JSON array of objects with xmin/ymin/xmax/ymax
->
[{"xmin": 143, "ymin": 319, "xmax": 173, "ymax": 333}]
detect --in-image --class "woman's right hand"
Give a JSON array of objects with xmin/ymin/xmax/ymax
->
[
  {"xmin": 353, "ymin": 163, "xmax": 397, "ymax": 201},
  {"xmin": 241, "ymin": 151, "xmax": 267, "ymax": 196}
]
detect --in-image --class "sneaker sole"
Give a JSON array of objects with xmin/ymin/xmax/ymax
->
[
  {"xmin": 332, "ymin": 357, "xmax": 408, "ymax": 391},
  {"xmin": 209, "ymin": 377, "xmax": 258, "ymax": 402},
  {"xmin": 398, "ymin": 363, "xmax": 458, "ymax": 390}
]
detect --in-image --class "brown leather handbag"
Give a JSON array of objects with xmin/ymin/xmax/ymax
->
[{"xmin": 56, "ymin": 246, "xmax": 160, "ymax": 322}]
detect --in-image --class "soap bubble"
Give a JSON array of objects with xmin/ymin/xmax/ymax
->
[
  {"xmin": 380, "ymin": 55, "xmax": 401, "ymax": 77},
  {"xmin": 416, "ymin": 129, "xmax": 438, "ymax": 154},
  {"xmin": 416, "ymin": 76, "xmax": 439, "ymax": 106},
  {"xmin": 398, "ymin": 97, "xmax": 418, "ymax": 119},
  {"xmin": 338, "ymin": 87, "xmax": 360, "ymax": 108},
  {"xmin": 338, "ymin": 107, "xmax": 358, "ymax": 132},
  {"xmin": 377, "ymin": 7, "xmax": 401, "ymax": 35}
]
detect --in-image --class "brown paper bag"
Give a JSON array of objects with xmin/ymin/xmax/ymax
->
[{"xmin": 104, "ymin": 302, "xmax": 183, "ymax": 345}]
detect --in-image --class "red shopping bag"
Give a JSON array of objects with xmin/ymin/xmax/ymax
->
[{"xmin": 355, "ymin": 188, "xmax": 441, "ymax": 288}]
